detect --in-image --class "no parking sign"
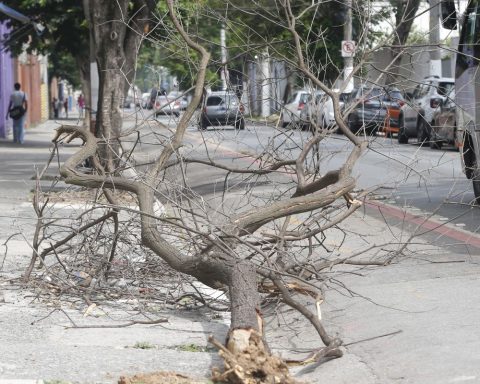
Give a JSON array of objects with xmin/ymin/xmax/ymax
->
[{"xmin": 341, "ymin": 40, "xmax": 356, "ymax": 57}]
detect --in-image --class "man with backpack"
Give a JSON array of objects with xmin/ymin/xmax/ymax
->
[{"xmin": 6, "ymin": 83, "xmax": 28, "ymax": 144}]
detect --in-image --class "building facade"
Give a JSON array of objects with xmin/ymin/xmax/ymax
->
[{"xmin": 0, "ymin": 23, "xmax": 48, "ymax": 139}]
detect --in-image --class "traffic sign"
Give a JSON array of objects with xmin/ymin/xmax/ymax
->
[{"xmin": 341, "ymin": 40, "xmax": 356, "ymax": 57}]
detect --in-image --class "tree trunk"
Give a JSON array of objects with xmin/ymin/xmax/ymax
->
[
  {"xmin": 211, "ymin": 261, "xmax": 295, "ymax": 383},
  {"xmin": 385, "ymin": 0, "xmax": 421, "ymax": 85}
]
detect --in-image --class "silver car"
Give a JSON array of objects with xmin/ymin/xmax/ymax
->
[
  {"xmin": 167, "ymin": 91, "xmax": 189, "ymax": 110},
  {"xmin": 398, "ymin": 76, "xmax": 454, "ymax": 144},
  {"xmin": 199, "ymin": 92, "xmax": 245, "ymax": 130},
  {"xmin": 154, "ymin": 95, "xmax": 181, "ymax": 116}
]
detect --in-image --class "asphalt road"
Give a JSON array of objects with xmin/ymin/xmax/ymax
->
[
  {"xmin": 2, "ymin": 113, "xmax": 478, "ymax": 254},
  {"xmin": 152, "ymin": 114, "xmax": 480, "ymax": 254}
]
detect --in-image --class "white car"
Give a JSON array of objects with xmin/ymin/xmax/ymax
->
[
  {"xmin": 300, "ymin": 90, "xmax": 350, "ymax": 131},
  {"xmin": 398, "ymin": 76, "xmax": 454, "ymax": 144},
  {"xmin": 167, "ymin": 91, "xmax": 189, "ymax": 110},
  {"xmin": 281, "ymin": 90, "xmax": 311, "ymax": 128},
  {"xmin": 141, "ymin": 92, "xmax": 151, "ymax": 109},
  {"xmin": 154, "ymin": 95, "xmax": 180, "ymax": 116}
]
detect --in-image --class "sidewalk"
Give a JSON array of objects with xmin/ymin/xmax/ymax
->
[{"xmin": 0, "ymin": 117, "xmax": 479, "ymax": 383}]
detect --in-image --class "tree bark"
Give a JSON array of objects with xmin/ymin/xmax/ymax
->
[
  {"xmin": 86, "ymin": 1, "xmax": 153, "ymax": 170},
  {"xmin": 385, "ymin": 0, "xmax": 421, "ymax": 85},
  {"xmin": 229, "ymin": 261, "xmax": 261, "ymax": 332}
]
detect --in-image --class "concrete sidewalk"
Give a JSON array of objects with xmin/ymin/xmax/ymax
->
[{"xmin": 0, "ymin": 118, "xmax": 479, "ymax": 383}]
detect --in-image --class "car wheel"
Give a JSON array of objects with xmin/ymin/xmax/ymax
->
[
  {"xmin": 347, "ymin": 115, "xmax": 360, "ymax": 133},
  {"xmin": 417, "ymin": 118, "xmax": 430, "ymax": 145},
  {"xmin": 199, "ymin": 118, "xmax": 208, "ymax": 130},
  {"xmin": 280, "ymin": 111, "xmax": 289, "ymax": 128},
  {"xmin": 429, "ymin": 132, "xmax": 443, "ymax": 149},
  {"xmin": 397, "ymin": 115, "xmax": 408, "ymax": 144},
  {"xmin": 367, "ymin": 124, "xmax": 379, "ymax": 136},
  {"xmin": 235, "ymin": 118, "xmax": 245, "ymax": 130}
]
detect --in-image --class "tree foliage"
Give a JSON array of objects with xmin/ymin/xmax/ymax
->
[{"xmin": 0, "ymin": 0, "xmax": 88, "ymax": 86}]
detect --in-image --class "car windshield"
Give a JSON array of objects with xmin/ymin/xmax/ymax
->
[
  {"xmin": 359, "ymin": 88, "xmax": 403, "ymax": 101},
  {"xmin": 437, "ymin": 82, "xmax": 454, "ymax": 96},
  {"xmin": 384, "ymin": 90, "xmax": 404, "ymax": 101},
  {"xmin": 300, "ymin": 93, "xmax": 311, "ymax": 103},
  {"xmin": 206, "ymin": 96, "xmax": 224, "ymax": 106},
  {"xmin": 286, "ymin": 92, "xmax": 311, "ymax": 104}
]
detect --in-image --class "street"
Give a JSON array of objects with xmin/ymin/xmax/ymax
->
[
  {"xmin": 0, "ymin": 115, "xmax": 479, "ymax": 383},
  {"xmin": 147, "ymin": 114, "xmax": 480, "ymax": 255}
]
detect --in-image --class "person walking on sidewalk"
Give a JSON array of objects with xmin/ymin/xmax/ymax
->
[
  {"xmin": 52, "ymin": 97, "xmax": 59, "ymax": 118},
  {"xmin": 77, "ymin": 94, "xmax": 85, "ymax": 118},
  {"xmin": 64, "ymin": 98, "xmax": 69, "ymax": 118},
  {"xmin": 6, "ymin": 83, "xmax": 28, "ymax": 144}
]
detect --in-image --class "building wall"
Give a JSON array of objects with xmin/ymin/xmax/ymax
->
[
  {"xmin": 0, "ymin": 22, "xmax": 14, "ymax": 139},
  {"xmin": 16, "ymin": 54, "xmax": 43, "ymax": 128}
]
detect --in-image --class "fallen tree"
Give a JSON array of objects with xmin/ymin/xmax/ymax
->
[{"xmin": 24, "ymin": 0, "xmax": 405, "ymax": 381}]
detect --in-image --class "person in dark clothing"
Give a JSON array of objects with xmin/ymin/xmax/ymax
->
[
  {"xmin": 63, "ymin": 99, "xmax": 69, "ymax": 118},
  {"xmin": 52, "ymin": 97, "xmax": 60, "ymax": 118}
]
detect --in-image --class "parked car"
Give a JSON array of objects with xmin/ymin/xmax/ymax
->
[
  {"xmin": 344, "ymin": 86, "xmax": 404, "ymax": 134},
  {"xmin": 167, "ymin": 91, "xmax": 189, "ymax": 110},
  {"xmin": 281, "ymin": 90, "xmax": 311, "ymax": 128},
  {"xmin": 141, "ymin": 92, "xmax": 151, "ymax": 109},
  {"xmin": 154, "ymin": 95, "xmax": 181, "ymax": 116},
  {"xmin": 300, "ymin": 91, "xmax": 349, "ymax": 131},
  {"xmin": 199, "ymin": 91, "xmax": 245, "ymax": 130},
  {"xmin": 123, "ymin": 86, "xmax": 141, "ymax": 108},
  {"xmin": 429, "ymin": 90, "xmax": 458, "ymax": 150},
  {"xmin": 397, "ymin": 76, "xmax": 454, "ymax": 144}
]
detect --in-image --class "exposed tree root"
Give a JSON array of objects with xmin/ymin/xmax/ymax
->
[
  {"xmin": 210, "ymin": 330, "xmax": 298, "ymax": 384},
  {"xmin": 118, "ymin": 371, "xmax": 206, "ymax": 384}
]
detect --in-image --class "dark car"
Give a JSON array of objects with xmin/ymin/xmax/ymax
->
[
  {"xmin": 345, "ymin": 86, "xmax": 404, "ymax": 134},
  {"xmin": 199, "ymin": 92, "xmax": 245, "ymax": 130},
  {"xmin": 429, "ymin": 90, "xmax": 458, "ymax": 150}
]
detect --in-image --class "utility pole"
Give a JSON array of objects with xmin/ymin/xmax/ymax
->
[
  {"xmin": 261, "ymin": 48, "xmax": 270, "ymax": 118},
  {"xmin": 220, "ymin": 23, "xmax": 227, "ymax": 91},
  {"xmin": 429, "ymin": 0, "xmax": 442, "ymax": 77},
  {"xmin": 343, "ymin": 0, "xmax": 354, "ymax": 92}
]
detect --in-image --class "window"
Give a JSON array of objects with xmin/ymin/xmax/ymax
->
[
  {"xmin": 299, "ymin": 93, "xmax": 311, "ymax": 104},
  {"xmin": 436, "ymin": 82, "xmax": 455, "ymax": 96},
  {"xmin": 206, "ymin": 96, "xmax": 223, "ymax": 106},
  {"xmin": 457, "ymin": 2, "xmax": 480, "ymax": 72},
  {"xmin": 415, "ymin": 83, "xmax": 430, "ymax": 99}
]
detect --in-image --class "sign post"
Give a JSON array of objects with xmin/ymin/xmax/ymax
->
[{"xmin": 341, "ymin": 40, "xmax": 355, "ymax": 93}]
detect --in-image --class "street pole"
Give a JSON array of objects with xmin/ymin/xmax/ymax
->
[
  {"xmin": 220, "ymin": 23, "xmax": 227, "ymax": 91},
  {"xmin": 261, "ymin": 49, "xmax": 270, "ymax": 118},
  {"xmin": 429, "ymin": 0, "xmax": 442, "ymax": 77},
  {"xmin": 343, "ymin": 0, "xmax": 354, "ymax": 92}
]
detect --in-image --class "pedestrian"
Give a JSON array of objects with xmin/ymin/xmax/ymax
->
[
  {"xmin": 52, "ymin": 97, "xmax": 59, "ymax": 118},
  {"xmin": 77, "ymin": 94, "xmax": 85, "ymax": 118},
  {"xmin": 64, "ymin": 99, "xmax": 69, "ymax": 118},
  {"xmin": 6, "ymin": 83, "xmax": 28, "ymax": 144},
  {"xmin": 56, "ymin": 98, "xmax": 63, "ymax": 118}
]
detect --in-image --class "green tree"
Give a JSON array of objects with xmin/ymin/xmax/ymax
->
[{"xmin": 0, "ymin": 0, "xmax": 89, "ymax": 118}]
